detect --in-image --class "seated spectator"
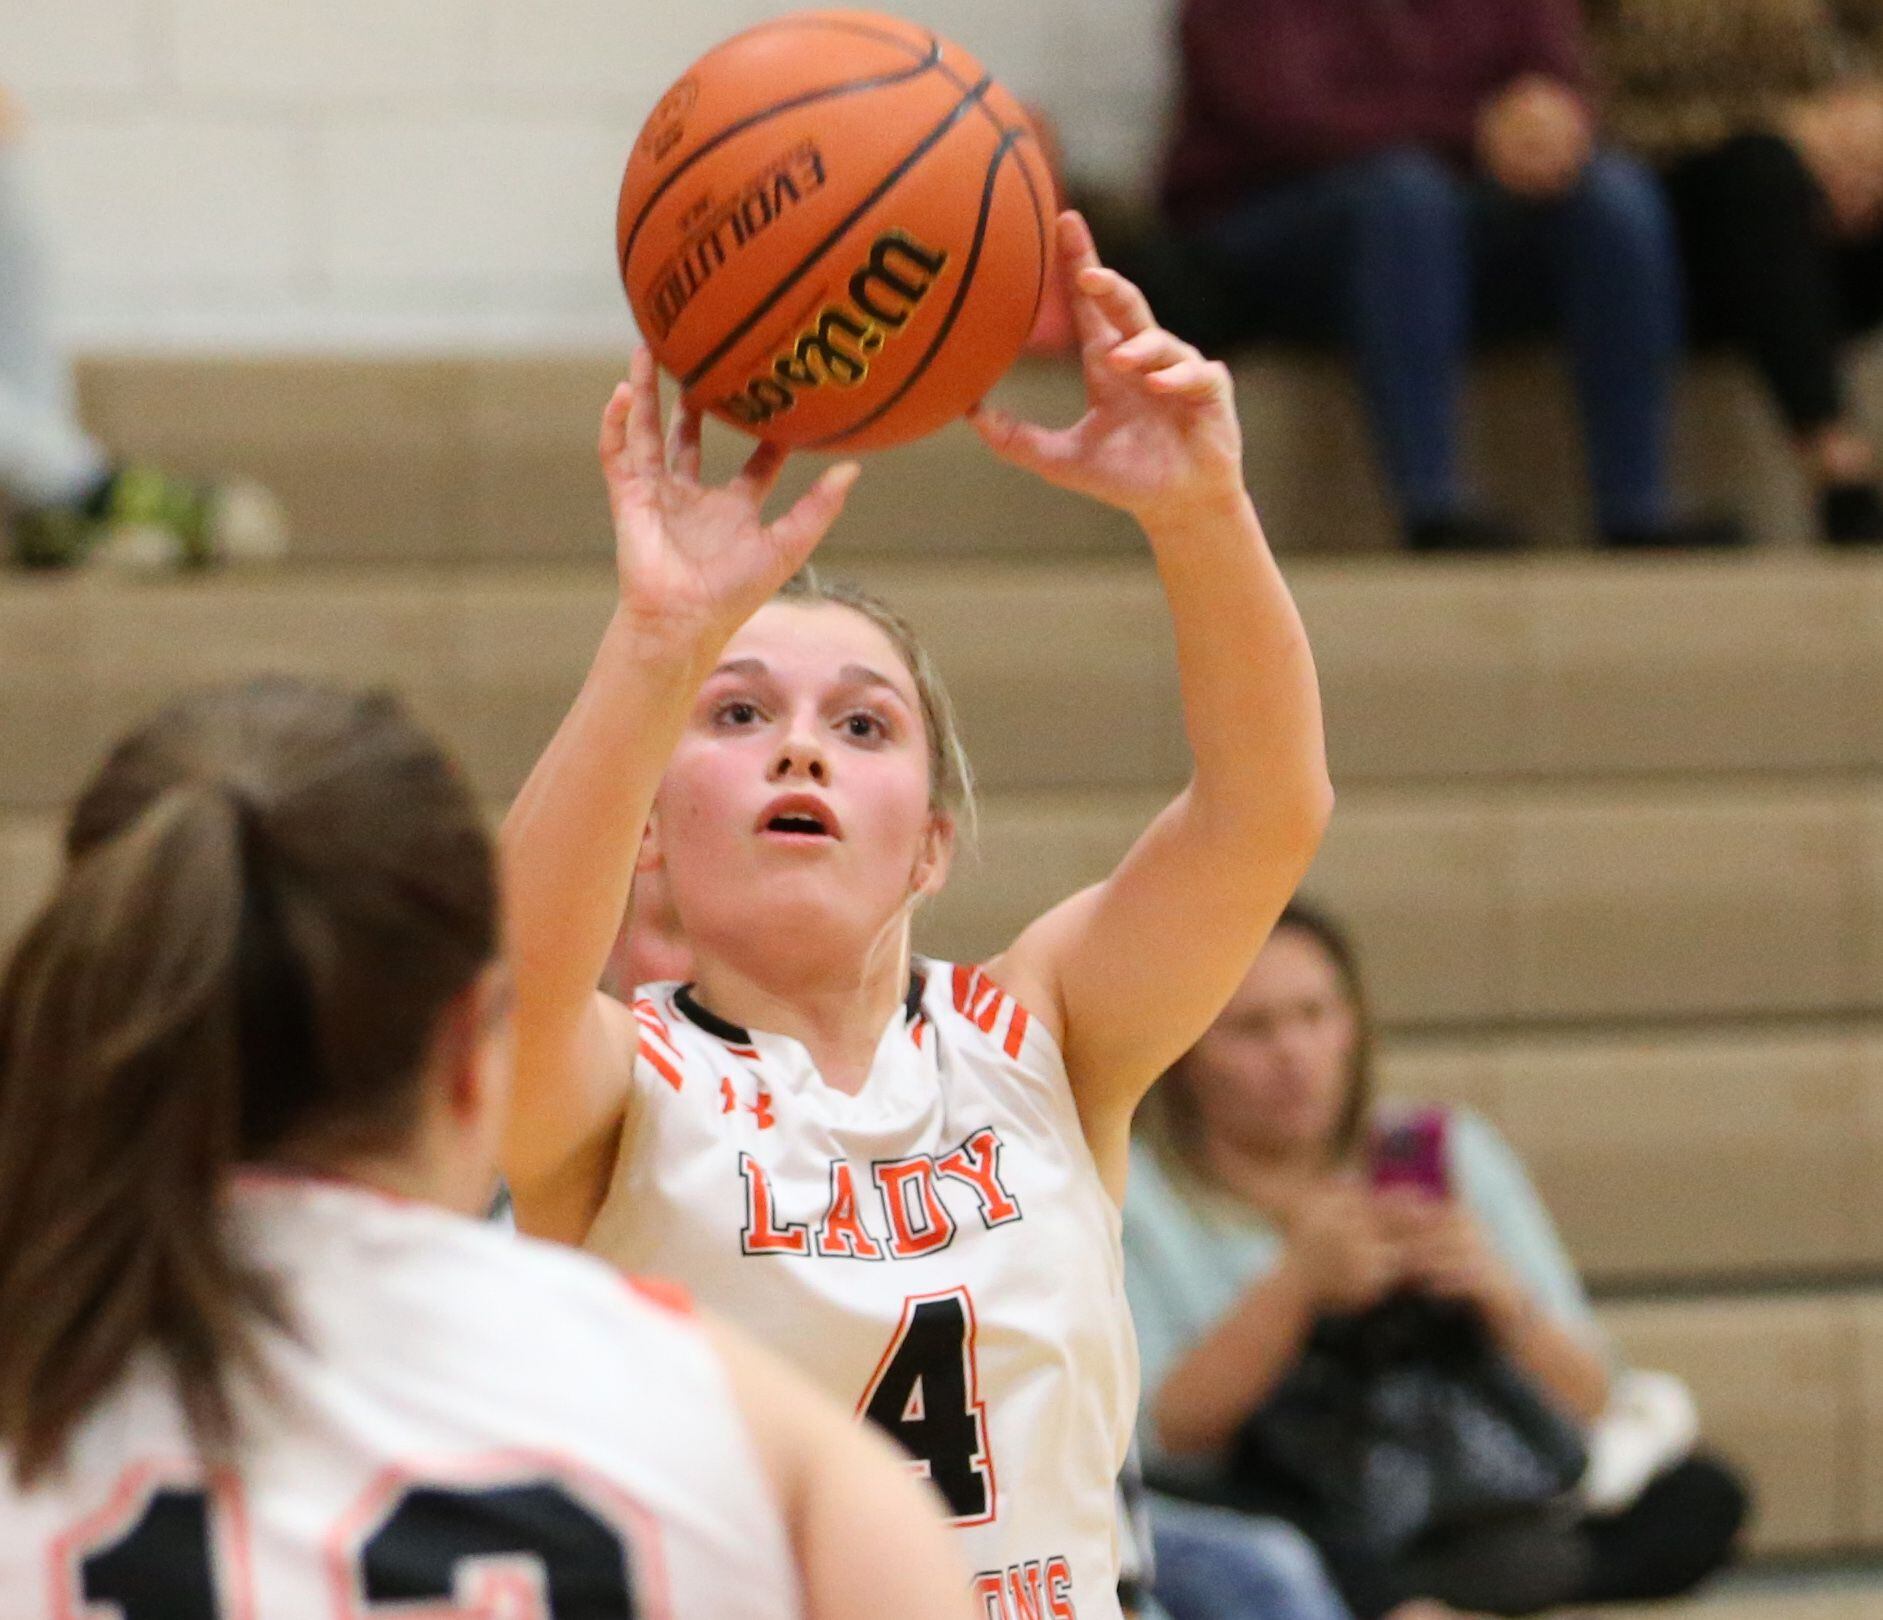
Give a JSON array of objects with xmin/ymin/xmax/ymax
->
[
  {"xmin": 1124, "ymin": 902, "xmax": 1748, "ymax": 1620},
  {"xmin": 1157, "ymin": 0, "xmax": 1740, "ymax": 553},
  {"xmin": 0, "ymin": 87, "xmax": 283, "ymax": 571},
  {"xmin": 1593, "ymin": 0, "xmax": 1883, "ymax": 544}
]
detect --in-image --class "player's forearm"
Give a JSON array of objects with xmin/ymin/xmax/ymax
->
[
  {"xmin": 1143, "ymin": 488, "xmax": 1333, "ymax": 868},
  {"xmin": 501, "ymin": 609, "xmax": 713, "ymax": 1039}
]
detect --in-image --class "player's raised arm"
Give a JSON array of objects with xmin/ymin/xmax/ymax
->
[
  {"xmin": 500, "ymin": 350, "xmax": 859, "ymax": 1240},
  {"xmin": 978, "ymin": 211, "xmax": 1334, "ymax": 1190}
]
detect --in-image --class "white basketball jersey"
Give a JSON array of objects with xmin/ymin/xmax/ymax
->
[
  {"xmin": 0, "ymin": 1174, "xmax": 800, "ymax": 1620},
  {"xmin": 587, "ymin": 962, "xmax": 1139, "ymax": 1620}
]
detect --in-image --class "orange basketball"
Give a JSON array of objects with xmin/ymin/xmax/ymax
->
[{"xmin": 616, "ymin": 10, "xmax": 1055, "ymax": 452}]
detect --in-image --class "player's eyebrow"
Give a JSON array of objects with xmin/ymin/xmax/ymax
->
[
  {"xmin": 838, "ymin": 663, "xmax": 912, "ymax": 702},
  {"xmin": 707, "ymin": 657, "xmax": 770, "ymax": 680}
]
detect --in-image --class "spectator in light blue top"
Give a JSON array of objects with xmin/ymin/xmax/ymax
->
[{"xmin": 1124, "ymin": 901, "xmax": 1746, "ymax": 1620}]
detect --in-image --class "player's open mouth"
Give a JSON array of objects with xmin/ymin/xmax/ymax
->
[{"xmin": 757, "ymin": 794, "xmax": 842, "ymax": 841}]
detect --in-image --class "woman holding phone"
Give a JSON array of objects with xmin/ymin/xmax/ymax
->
[{"xmin": 1123, "ymin": 902, "xmax": 1745, "ymax": 1620}]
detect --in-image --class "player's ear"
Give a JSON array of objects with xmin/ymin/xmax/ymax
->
[
  {"xmin": 910, "ymin": 810, "xmax": 956, "ymax": 902},
  {"xmin": 636, "ymin": 809, "xmax": 665, "ymax": 874}
]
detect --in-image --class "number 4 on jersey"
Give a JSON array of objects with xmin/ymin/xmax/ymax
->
[{"xmin": 859, "ymin": 1288, "xmax": 994, "ymax": 1524}]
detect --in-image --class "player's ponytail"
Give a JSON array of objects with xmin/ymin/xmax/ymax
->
[{"xmin": 0, "ymin": 678, "xmax": 497, "ymax": 1487}]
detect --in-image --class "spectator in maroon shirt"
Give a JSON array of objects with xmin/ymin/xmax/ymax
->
[{"xmin": 1161, "ymin": 0, "xmax": 1741, "ymax": 552}]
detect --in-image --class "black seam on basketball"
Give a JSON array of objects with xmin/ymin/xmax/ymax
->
[
  {"xmin": 620, "ymin": 40, "xmax": 943, "ymax": 279},
  {"xmin": 922, "ymin": 55, "xmax": 1024, "ymax": 140},
  {"xmin": 680, "ymin": 74, "xmax": 996, "ymax": 392},
  {"xmin": 732, "ymin": 16, "xmax": 937, "ymax": 66},
  {"xmin": 811, "ymin": 128, "xmax": 1023, "ymax": 449}
]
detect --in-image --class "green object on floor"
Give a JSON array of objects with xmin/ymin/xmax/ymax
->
[{"xmin": 12, "ymin": 465, "xmax": 216, "ymax": 571}]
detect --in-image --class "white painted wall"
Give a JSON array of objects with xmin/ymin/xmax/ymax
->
[{"xmin": 1, "ymin": 1, "xmax": 1176, "ymax": 349}]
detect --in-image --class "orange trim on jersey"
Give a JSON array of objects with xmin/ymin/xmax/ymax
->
[
  {"xmin": 630, "ymin": 995, "xmax": 675, "ymax": 1044},
  {"xmin": 1002, "ymin": 1003, "xmax": 1030, "ymax": 1059},
  {"xmin": 621, "ymin": 1273, "xmax": 695, "ymax": 1317},
  {"xmin": 637, "ymin": 1035, "xmax": 685, "ymax": 1094}
]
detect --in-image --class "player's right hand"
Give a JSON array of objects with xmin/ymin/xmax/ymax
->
[{"xmin": 599, "ymin": 347, "xmax": 861, "ymax": 656}]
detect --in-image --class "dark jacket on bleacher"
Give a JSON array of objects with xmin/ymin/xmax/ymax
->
[{"xmin": 1163, "ymin": 0, "xmax": 1592, "ymax": 224}]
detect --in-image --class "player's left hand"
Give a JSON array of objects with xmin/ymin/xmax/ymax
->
[{"xmin": 971, "ymin": 210, "xmax": 1244, "ymax": 530}]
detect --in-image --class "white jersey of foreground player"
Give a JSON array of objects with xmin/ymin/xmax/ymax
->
[
  {"xmin": 588, "ymin": 961, "xmax": 1140, "ymax": 1620},
  {"xmin": 0, "ymin": 1174, "xmax": 970, "ymax": 1620}
]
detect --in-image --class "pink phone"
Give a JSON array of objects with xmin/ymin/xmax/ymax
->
[{"xmin": 1368, "ymin": 1107, "xmax": 1451, "ymax": 1200}]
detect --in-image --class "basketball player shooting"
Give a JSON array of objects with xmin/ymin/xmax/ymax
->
[{"xmin": 501, "ymin": 211, "xmax": 1333, "ymax": 1620}]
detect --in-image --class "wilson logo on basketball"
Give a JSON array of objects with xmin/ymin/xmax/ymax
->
[
  {"xmin": 648, "ymin": 143, "xmax": 831, "ymax": 342},
  {"xmin": 718, "ymin": 231, "xmax": 949, "ymax": 429}
]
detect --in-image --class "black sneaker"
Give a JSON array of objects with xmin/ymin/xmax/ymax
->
[
  {"xmin": 1406, "ymin": 511, "xmax": 1527, "ymax": 554},
  {"xmin": 1598, "ymin": 513, "xmax": 1749, "ymax": 551},
  {"xmin": 1820, "ymin": 482, "xmax": 1883, "ymax": 545}
]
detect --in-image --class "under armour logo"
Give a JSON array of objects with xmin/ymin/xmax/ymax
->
[{"xmin": 721, "ymin": 1077, "xmax": 776, "ymax": 1131}]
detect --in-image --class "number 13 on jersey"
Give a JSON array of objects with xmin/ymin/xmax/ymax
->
[{"xmin": 858, "ymin": 1288, "xmax": 994, "ymax": 1524}]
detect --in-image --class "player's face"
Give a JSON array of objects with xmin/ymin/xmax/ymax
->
[
  {"xmin": 652, "ymin": 601, "xmax": 947, "ymax": 966},
  {"xmin": 1181, "ymin": 927, "xmax": 1359, "ymax": 1160}
]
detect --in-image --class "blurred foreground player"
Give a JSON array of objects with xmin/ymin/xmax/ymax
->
[{"xmin": 0, "ymin": 677, "xmax": 972, "ymax": 1620}]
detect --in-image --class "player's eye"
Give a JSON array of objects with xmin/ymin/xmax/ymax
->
[
  {"xmin": 840, "ymin": 710, "xmax": 889, "ymax": 743},
  {"xmin": 713, "ymin": 699, "xmax": 764, "ymax": 728}
]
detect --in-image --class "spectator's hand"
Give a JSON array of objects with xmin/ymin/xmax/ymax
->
[
  {"xmin": 1788, "ymin": 84, "xmax": 1883, "ymax": 238},
  {"xmin": 973, "ymin": 210, "xmax": 1244, "ymax": 531},
  {"xmin": 1476, "ymin": 76, "xmax": 1594, "ymax": 200},
  {"xmin": 1282, "ymin": 1181, "xmax": 1406, "ymax": 1313},
  {"xmin": 1396, "ymin": 1200, "xmax": 1528, "ymax": 1332}
]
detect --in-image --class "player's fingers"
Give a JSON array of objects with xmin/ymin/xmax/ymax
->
[
  {"xmin": 971, "ymin": 402, "xmax": 1081, "ymax": 479},
  {"xmin": 1059, "ymin": 211, "xmax": 1120, "ymax": 350},
  {"xmin": 1077, "ymin": 264, "xmax": 1157, "ymax": 340},
  {"xmin": 1106, "ymin": 328, "xmax": 1194, "ymax": 375},
  {"xmin": 598, "ymin": 381, "xmax": 635, "ymax": 471},
  {"xmin": 1145, "ymin": 357, "xmax": 1229, "ymax": 399},
  {"xmin": 730, "ymin": 438, "xmax": 789, "ymax": 505},
  {"xmin": 766, "ymin": 462, "xmax": 860, "ymax": 565},
  {"xmin": 624, "ymin": 347, "xmax": 668, "ymax": 478},
  {"xmin": 667, "ymin": 398, "xmax": 704, "ymax": 483}
]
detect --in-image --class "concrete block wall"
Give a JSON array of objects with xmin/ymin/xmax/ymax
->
[{"xmin": 0, "ymin": 0, "xmax": 1176, "ymax": 347}]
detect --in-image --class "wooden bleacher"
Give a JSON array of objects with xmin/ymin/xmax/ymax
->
[{"xmin": 6, "ymin": 350, "xmax": 1883, "ymax": 1577}]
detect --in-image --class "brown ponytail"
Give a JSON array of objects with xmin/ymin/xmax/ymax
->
[{"xmin": 0, "ymin": 678, "xmax": 497, "ymax": 1487}]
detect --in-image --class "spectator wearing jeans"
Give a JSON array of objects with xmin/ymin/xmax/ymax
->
[
  {"xmin": 1162, "ymin": 0, "xmax": 1740, "ymax": 553},
  {"xmin": 1124, "ymin": 902, "xmax": 1748, "ymax": 1619},
  {"xmin": 1593, "ymin": 0, "xmax": 1883, "ymax": 544}
]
